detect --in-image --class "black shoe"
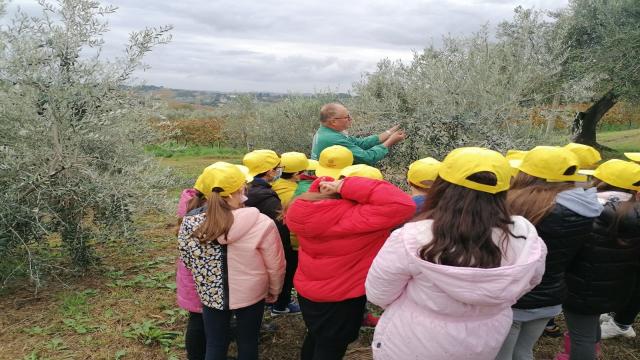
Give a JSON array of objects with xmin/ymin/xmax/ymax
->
[{"xmin": 543, "ymin": 325, "xmax": 563, "ymax": 337}]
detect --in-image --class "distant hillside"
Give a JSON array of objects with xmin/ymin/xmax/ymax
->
[{"xmin": 133, "ymin": 85, "xmax": 351, "ymax": 107}]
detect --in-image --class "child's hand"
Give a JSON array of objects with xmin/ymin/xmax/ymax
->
[
  {"xmin": 265, "ymin": 293, "xmax": 278, "ymax": 303},
  {"xmin": 319, "ymin": 180, "xmax": 343, "ymax": 195}
]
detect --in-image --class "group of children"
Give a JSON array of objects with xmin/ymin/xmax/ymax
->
[{"xmin": 175, "ymin": 142, "xmax": 640, "ymax": 360}]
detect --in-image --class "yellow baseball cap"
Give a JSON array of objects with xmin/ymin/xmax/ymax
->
[
  {"xmin": 339, "ymin": 164, "xmax": 383, "ymax": 180},
  {"xmin": 316, "ymin": 145, "xmax": 354, "ymax": 178},
  {"xmin": 506, "ymin": 150, "xmax": 527, "ymax": 168},
  {"xmin": 564, "ymin": 143, "xmax": 601, "ymax": 167},
  {"xmin": 235, "ymin": 165, "xmax": 254, "ymax": 183},
  {"xmin": 625, "ymin": 153, "xmax": 640, "ymax": 162},
  {"xmin": 438, "ymin": 147, "xmax": 511, "ymax": 194},
  {"xmin": 407, "ymin": 157, "xmax": 441, "ymax": 188},
  {"xmin": 517, "ymin": 146, "xmax": 586, "ymax": 182},
  {"xmin": 280, "ymin": 152, "xmax": 314, "ymax": 173},
  {"xmin": 194, "ymin": 162, "xmax": 247, "ymax": 197},
  {"xmin": 307, "ymin": 159, "xmax": 319, "ymax": 171},
  {"xmin": 593, "ymin": 160, "xmax": 640, "ymax": 191},
  {"xmin": 242, "ymin": 149, "xmax": 280, "ymax": 176}
]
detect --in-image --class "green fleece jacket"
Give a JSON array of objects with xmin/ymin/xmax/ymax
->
[{"xmin": 310, "ymin": 125, "xmax": 388, "ymax": 165}]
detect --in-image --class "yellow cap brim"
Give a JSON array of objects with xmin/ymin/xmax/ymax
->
[
  {"xmin": 316, "ymin": 164, "xmax": 344, "ymax": 179},
  {"xmin": 307, "ymin": 160, "xmax": 319, "ymax": 171},
  {"xmin": 546, "ymin": 174, "xmax": 588, "ymax": 183},
  {"xmin": 578, "ymin": 169, "xmax": 595, "ymax": 176},
  {"xmin": 624, "ymin": 153, "xmax": 640, "ymax": 162},
  {"xmin": 235, "ymin": 165, "xmax": 254, "ymax": 183},
  {"xmin": 509, "ymin": 159, "xmax": 523, "ymax": 169}
]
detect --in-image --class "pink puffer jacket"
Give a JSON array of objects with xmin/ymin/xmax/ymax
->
[
  {"xmin": 176, "ymin": 188, "xmax": 202, "ymax": 313},
  {"xmin": 366, "ymin": 217, "xmax": 547, "ymax": 360}
]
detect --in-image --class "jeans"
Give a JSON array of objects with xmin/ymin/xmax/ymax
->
[
  {"xmin": 564, "ymin": 310, "xmax": 600, "ymax": 360},
  {"xmin": 202, "ymin": 300, "xmax": 265, "ymax": 360},
  {"xmin": 186, "ymin": 312, "xmax": 206, "ymax": 360},
  {"xmin": 495, "ymin": 317, "xmax": 551, "ymax": 360}
]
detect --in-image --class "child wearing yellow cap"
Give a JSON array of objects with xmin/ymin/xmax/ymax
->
[
  {"xmin": 406, "ymin": 157, "xmax": 441, "ymax": 213},
  {"xmin": 175, "ymin": 162, "xmax": 253, "ymax": 359},
  {"xmin": 366, "ymin": 147, "xmax": 546, "ymax": 360},
  {"xmin": 497, "ymin": 146, "xmax": 604, "ymax": 360},
  {"xmin": 293, "ymin": 145, "xmax": 354, "ymax": 198},
  {"xmin": 270, "ymin": 152, "xmax": 317, "ymax": 315},
  {"xmin": 557, "ymin": 160, "xmax": 640, "ymax": 359},
  {"xmin": 242, "ymin": 150, "xmax": 302, "ymax": 316},
  {"xmin": 272, "ymin": 152, "xmax": 316, "ymax": 205},
  {"xmin": 177, "ymin": 162, "xmax": 285, "ymax": 360}
]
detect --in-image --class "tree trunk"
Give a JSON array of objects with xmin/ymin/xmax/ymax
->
[{"xmin": 572, "ymin": 90, "xmax": 617, "ymax": 147}]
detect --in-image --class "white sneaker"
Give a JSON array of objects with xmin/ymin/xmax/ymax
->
[
  {"xmin": 601, "ymin": 318, "xmax": 636, "ymax": 339},
  {"xmin": 600, "ymin": 313, "xmax": 613, "ymax": 324}
]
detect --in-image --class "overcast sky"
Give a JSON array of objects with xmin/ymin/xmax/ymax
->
[{"xmin": 7, "ymin": 0, "xmax": 568, "ymax": 93}]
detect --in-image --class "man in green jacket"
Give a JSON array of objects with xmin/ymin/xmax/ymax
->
[{"xmin": 310, "ymin": 103, "xmax": 406, "ymax": 165}]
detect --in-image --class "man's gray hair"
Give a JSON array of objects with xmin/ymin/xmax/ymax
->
[{"xmin": 319, "ymin": 103, "xmax": 345, "ymax": 123}]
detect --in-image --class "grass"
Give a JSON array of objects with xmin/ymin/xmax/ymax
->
[
  {"xmin": 2, "ymin": 140, "xmax": 640, "ymax": 359},
  {"xmin": 598, "ymin": 128, "xmax": 640, "ymax": 153}
]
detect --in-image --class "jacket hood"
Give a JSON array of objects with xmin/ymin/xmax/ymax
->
[
  {"xmin": 555, "ymin": 187, "xmax": 603, "ymax": 218},
  {"xmin": 245, "ymin": 180, "xmax": 277, "ymax": 206},
  {"xmin": 217, "ymin": 207, "xmax": 262, "ymax": 245},
  {"xmin": 177, "ymin": 188, "xmax": 199, "ymax": 217},
  {"xmin": 402, "ymin": 216, "xmax": 546, "ymax": 307}
]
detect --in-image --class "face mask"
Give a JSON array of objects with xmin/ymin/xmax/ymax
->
[
  {"xmin": 239, "ymin": 194, "xmax": 248, "ymax": 203},
  {"xmin": 272, "ymin": 168, "xmax": 283, "ymax": 182}
]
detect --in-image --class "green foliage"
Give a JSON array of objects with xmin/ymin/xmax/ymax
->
[
  {"xmin": 350, "ymin": 22, "xmax": 556, "ymax": 169},
  {"xmin": 0, "ymin": 0, "xmax": 173, "ymax": 288},
  {"xmin": 59, "ymin": 289, "xmax": 97, "ymax": 317},
  {"xmin": 23, "ymin": 325, "xmax": 51, "ymax": 336},
  {"xmin": 62, "ymin": 317, "xmax": 103, "ymax": 334},
  {"xmin": 220, "ymin": 93, "xmax": 345, "ymax": 153},
  {"xmin": 145, "ymin": 143, "xmax": 243, "ymax": 158},
  {"xmin": 114, "ymin": 350, "xmax": 127, "ymax": 360},
  {"xmin": 46, "ymin": 338, "xmax": 68, "ymax": 351},
  {"xmin": 556, "ymin": 0, "xmax": 640, "ymax": 102},
  {"xmin": 22, "ymin": 351, "xmax": 44, "ymax": 360},
  {"xmin": 123, "ymin": 320, "xmax": 181, "ymax": 349}
]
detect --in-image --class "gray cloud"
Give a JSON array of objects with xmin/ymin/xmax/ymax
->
[{"xmin": 7, "ymin": 0, "xmax": 569, "ymax": 92}]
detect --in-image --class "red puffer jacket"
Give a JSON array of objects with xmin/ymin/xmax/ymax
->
[{"xmin": 285, "ymin": 177, "xmax": 416, "ymax": 302}]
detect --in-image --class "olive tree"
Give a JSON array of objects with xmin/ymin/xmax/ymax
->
[
  {"xmin": 350, "ymin": 8, "xmax": 563, "ymax": 173},
  {"xmin": 554, "ymin": 0, "xmax": 640, "ymax": 146},
  {"xmin": 0, "ymin": 0, "xmax": 172, "ymax": 288}
]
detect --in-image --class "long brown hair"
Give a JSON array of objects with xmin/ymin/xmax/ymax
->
[
  {"xmin": 593, "ymin": 178, "xmax": 639, "ymax": 246},
  {"xmin": 192, "ymin": 190, "xmax": 235, "ymax": 245},
  {"xmin": 507, "ymin": 172, "xmax": 574, "ymax": 225},
  {"xmin": 417, "ymin": 172, "xmax": 519, "ymax": 269}
]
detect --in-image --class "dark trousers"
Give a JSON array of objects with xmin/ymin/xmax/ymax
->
[
  {"xmin": 298, "ymin": 295, "xmax": 367, "ymax": 360},
  {"xmin": 186, "ymin": 312, "xmax": 206, "ymax": 360},
  {"xmin": 301, "ymin": 331, "xmax": 350, "ymax": 360},
  {"xmin": 615, "ymin": 276, "xmax": 640, "ymax": 326},
  {"xmin": 275, "ymin": 249, "xmax": 298, "ymax": 310},
  {"xmin": 202, "ymin": 300, "xmax": 265, "ymax": 360},
  {"xmin": 565, "ymin": 310, "xmax": 601, "ymax": 360}
]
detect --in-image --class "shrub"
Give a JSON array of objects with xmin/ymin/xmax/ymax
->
[{"xmin": 0, "ymin": 0, "xmax": 172, "ymax": 289}]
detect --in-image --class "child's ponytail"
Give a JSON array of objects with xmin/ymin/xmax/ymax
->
[{"xmin": 193, "ymin": 188, "xmax": 235, "ymax": 244}]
